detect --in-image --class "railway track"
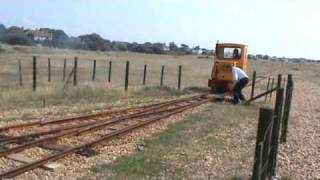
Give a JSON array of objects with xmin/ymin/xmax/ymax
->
[
  {"xmin": 0, "ymin": 94, "xmax": 209, "ymax": 178},
  {"xmin": 0, "ymin": 70, "xmax": 275, "ymax": 179}
]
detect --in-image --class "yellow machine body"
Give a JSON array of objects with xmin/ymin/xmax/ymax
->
[{"xmin": 208, "ymin": 43, "xmax": 248, "ymax": 92}]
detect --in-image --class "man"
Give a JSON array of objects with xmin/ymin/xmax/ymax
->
[
  {"xmin": 233, "ymin": 49, "xmax": 241, "ymax": 59},
  {"xmin": 230, "ymin": 65, "xmax": 249, "ymax": 104}
]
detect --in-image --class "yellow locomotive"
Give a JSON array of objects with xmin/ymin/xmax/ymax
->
[{"xmin": 208, "ymin": 43, "xmax": 248, "ymax": 92}]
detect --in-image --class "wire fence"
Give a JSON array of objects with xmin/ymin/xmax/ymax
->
[
  {"xmin": 2, "ymin": 56, "xmax": 192, "ymax": 92},
  {"xmin": 252, "ymin": 74, "xmax": 294, "ymax": 180}
]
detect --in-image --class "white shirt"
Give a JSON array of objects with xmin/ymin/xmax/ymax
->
[{"xmin": 232, "ymin": 66, "xmax": 248, "ymax": 81}]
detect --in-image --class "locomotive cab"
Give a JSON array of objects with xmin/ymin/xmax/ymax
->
[{"xmin": 208, "ymin": 43, "xmax": 248, "ymax": 92}]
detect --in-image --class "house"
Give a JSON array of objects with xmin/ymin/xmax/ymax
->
[{"xmin": 32, "ymin": 29, "xmax": 53, "ymax": 41}]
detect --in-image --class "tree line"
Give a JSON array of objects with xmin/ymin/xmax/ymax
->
[{"xmin": 0, "ymin": 24, "xmax": 213, "ymax": 55}]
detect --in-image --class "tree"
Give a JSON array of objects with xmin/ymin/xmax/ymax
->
[
  {"xmin": 194, "ymin": 46, "xmax": 200, "ymax": 51},
  {"xmin": 201, "ymin": 48, "xmax": 209, "ymax": 55},
  {"xmin": 151, "ymin": 43, "xmax": 165, "ymax": 54},
  {"xmin": 256, "ymin": 54, "xmax": 263, "ymax": 59},
  {"xmin": 263, "ymin": 54, "xmax": 270, "ymax": 60},
  {"xmin": 0, "ymin": 24, "xmax": 6, "ymax": 41},
  {"xmin": 180, "ymin": 44, "xmax": 192, "ymax": 54},
  {"xmin": 78, "ymin": 33, "xmax": 108, "ymax": 51},
  {"xmin": 169, "ymin": 42, "xmax": 178, "ymax": 51},
  {"xmin": 110, "ymin": 41, "xmax": 126, "ymax": 51},
  {"xmin": 3, "ymin": 27, "xmax": 31, "ymax": 45},
  {"xmin": 42, "ymin": 29, "xmax": 69, "ymax": 48}
]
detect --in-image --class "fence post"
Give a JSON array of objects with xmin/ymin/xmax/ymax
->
[
  {"xmin": 257, "ymin": 142, "xmax": 264, "ymax": 180},
  {"xmin": 18, "ymin": 60, "xmax": 23, "ymax": 87},
  {"xmin": 264, "ymin": 77, "xmax": 271, "ymax": 102},
  {"xmin": 48, "ymin": 58, "xmax": 51, "ymax": 82},
  {"xmin": 269, "ymin": 78, "xmax": 275, "ymax": 102},
  {"xmin": 178, "ymin": 65, "xmax": 182, "ymax": 90},
  {"xmin": 251, "ymin": 71, "xmax": 256, "ymax": 99},
  {"xmin": 280, "ymin": 74, "xmax": 293, "ymax": 143},
  {"xmin": 92, "ymin": 59, "xmax": 96, "ymax": 81},
  {"xmin": 143, "ymin": 64, "xmax": 147, "ymax": 85},
  {"xmin": 268, "ymin": 82, "xmax": 284, "ymax": 177},
  {"xmin": 32, "ymin": 56, "xmax": 37, "ymax": 91},
  {"xmin": 63, "ymin": 58, "xmax": 67, "ymax": 81},
  {"xmin": 73, "ymin": 57, "xmax": 78, "ymax": 86},
  {"xmin": 124, "ymin": 61, "xmax": 130, "ymax": 91},
  {"xmin": 160, "ymin": 65, "xmax": 164, "ymax": 87},
  {"xmin": 252, "ymin": 107, "xmax": 274, "ymax": 180},
  {"xmin": 108, "ymin": 61, "xmax": 112, "ymax": 83}
]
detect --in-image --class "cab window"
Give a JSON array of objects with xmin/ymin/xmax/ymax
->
[{"xmin": 218, "ymin": 47, "xmax": 242, "ymax": 59}]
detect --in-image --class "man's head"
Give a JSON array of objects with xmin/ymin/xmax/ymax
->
[{"xmin": 233, "ymin": 49, "xmax": 240, "ymax": 59}]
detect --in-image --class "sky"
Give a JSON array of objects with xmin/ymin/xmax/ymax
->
[{"xmin": 0, "ymin": 0, "xmax": 320, "ymax": 59}]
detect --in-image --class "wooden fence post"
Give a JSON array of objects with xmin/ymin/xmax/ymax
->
[
  {"xmin": 48, "ymin": 58, "xmax": 51, "ymax": 82},
  {"xmin": 92, "ymin": 59, "xmax": 96, "ymax": 81},
  {"xmin": 252, "ymin": 107, "xmax": 274, "ymax": 180},
  {"xmin": 251, "ymin": 71, "xmax": 256, "ymax": 99},
  {"xmin": 280, "ymin": 74, "xmax": 293, "ymax": 143},
  {"xmin": 73, "ymin": 57, "xmax": 78, "ymax": 86},
  {"xmin": 265, "ymin": 77, "xmax": 271, "ymax": 102},
  {"xmin": 32, "ymin": 56, "xmax": 37, "ymax": 91},
  {"xmin": 160, "ymin": 65, "xmax": 164, "ymax": 87},
  {"xmin": 124, "ymin": 61, "xmax": 130, "ymax": 91},
  {"xmin": 108, "ymin": 61, "xmax": 112, "ymax": 83},
  {"xmin": 143, "ymin": 64, "xmax": 147, "ymax": 85},
  {"xmin": 18, "ymin": 60, "xmax": 23, "ymax": 87},
  {"xmin": 63, "ymin": 58, "xmax": 66, "ymax": 81},
  {"xmin": 269, "ymin": 78, "xmax": 274, "ymax": 102},
  {"xmin": 178, "ymin": 65, "xmax": 182, "ymax": 90},
  {"xmin": 268, "ymin": 84, "xmax": 284, "ymax": 177}
]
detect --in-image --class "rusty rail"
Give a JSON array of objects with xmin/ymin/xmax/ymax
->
[
  {"xmin": 0, "ymin": 96, "xmax": 208, "ymax": 178},
  {"xmin": 0, "ymin": 95, "xmax": 204, "ymax": 132}
]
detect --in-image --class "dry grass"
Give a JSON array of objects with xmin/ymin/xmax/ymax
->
[{"xmin": 0, "ymin": 43, "xmax": 319, "ymax": 118}]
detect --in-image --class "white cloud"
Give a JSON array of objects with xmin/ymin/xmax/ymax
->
[{"xmin": 22, "ymin": 17, "xmax": 34, "ymax": 27}]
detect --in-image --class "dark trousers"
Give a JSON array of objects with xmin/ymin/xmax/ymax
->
[{"xmin": 233, "ymin": 77, "xmax": 249, "ymax": 104}]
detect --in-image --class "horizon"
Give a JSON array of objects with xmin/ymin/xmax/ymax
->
[{"xmin": 1, "ymin": 0, "xmax": 319, "ymax": 60}]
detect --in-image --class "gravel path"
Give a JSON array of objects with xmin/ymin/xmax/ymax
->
[{"xmin": 278, "ymin": 80, "xmax": 320, "ymax": 179}]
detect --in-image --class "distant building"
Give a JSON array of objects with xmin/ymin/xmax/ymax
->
[
  {"xmin": 192, "ymin": 49, "xmax": 203, "ymax": 55},
  {"xmin": 163, "ymin": 45, "xmax": 170, "ymax": 52},
  {"xmin": 32, "ymin": 29, "xmax": 52, "ymax": 41}
]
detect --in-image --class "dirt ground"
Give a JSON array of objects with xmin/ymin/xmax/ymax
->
[{"xmin": 277, "ymin": 81, "xmax": 320, "ymax": 179}]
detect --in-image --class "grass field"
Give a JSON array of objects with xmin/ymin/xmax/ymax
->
[{"xmin": 0, "ymin": 43, "xmax": 319, "ymax": 118}]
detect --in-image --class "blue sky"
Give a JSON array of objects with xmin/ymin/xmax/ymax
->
[{"xmin": 0, "ymin": 0, "xmax": 319, "ymax": 59}]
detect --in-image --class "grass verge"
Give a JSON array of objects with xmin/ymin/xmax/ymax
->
[
  {"xmin": 86, "ymin": 103, "xmax": 259, "ymax": 180},
  {"xmin": 0, "ymin": 85, "xmax": 188, "ymax": 120}
]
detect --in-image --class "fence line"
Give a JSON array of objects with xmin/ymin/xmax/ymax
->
[
  {"xmin": 63, "ymin": 58, "xmax": 67, "ymax": 81},
  {"xmin": 160, "ymin": 65, "xmax": 164, "ymax": 87},
  {"xmin": 251, "ymin": 71, "xmax": 256, "ymax": 99},
  {"xmin": 178, "ymin": 65, "xmax": 182, "ymax": 90},
  {"xmin": 48, "ymin": 58, "xmax": 51, "ymax": 82},
  {"xmin": 32, "ymin": 56, "xmax": 37, "ymax": 92},
  {"xmin": 108, "ymin": 61, "xmax": 112, "ymax": 83},
  {"xmin": 22, "ymin": 57, "xmax": 186, "ymax": 91},
  {"xmin": 252, "ymin": 74, "xmax": 294, "ymax": 179},
  {"xmin": 73, "ymin": 57, "xmax": 78, "ymax": 86},
  {"xmin": 92, "ymin": 59, "xmax": 96, "ymax": 81},
  {"xmin": 143, "ymin": 64, "xmax": 147, "ymax": 86},
  {"xmin": 124, "ymin": 61, "xmax": 130, "ymax": 91},
  {"xmin": 18, "ymin": 60, "xmax": 23, "ymax": 87}
]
